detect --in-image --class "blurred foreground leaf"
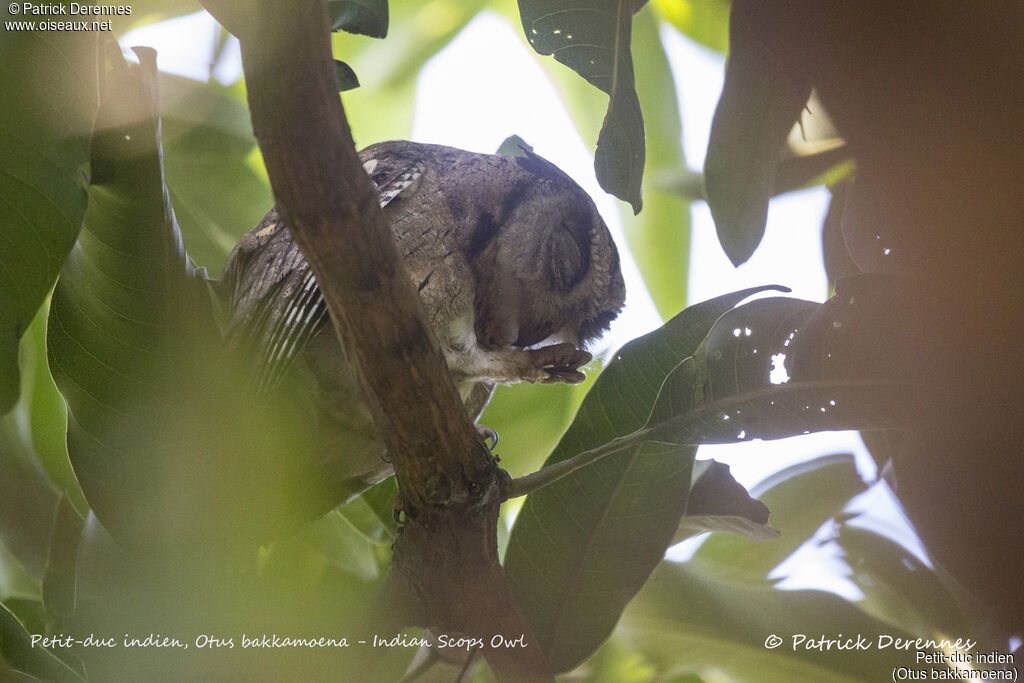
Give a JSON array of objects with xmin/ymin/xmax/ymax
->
[
  {"xmin": 619, "ymin": 560, "xmax": 919, "ymax": 682},
  {"xmin": 0, "ymin": 32, "xmax": 96, "ymax": 412},
  {"xmin": 47, "ymin": 50, "xmax": 324, "ymax": 553},
  {"xmin": 1, "ymin": 602, "xmax": 85, "ymax": 682}
]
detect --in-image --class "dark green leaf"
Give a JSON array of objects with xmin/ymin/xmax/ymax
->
[
  {"xmin": 675, "ymin": 459, "xmax": 775, "ymax": 543},
  {"xmin": 42, "ymin": 496, "xmax": 84, "ymax": 633},
  {"xmin": 519, "ymin": 0, "xmax": 646, "ymax": 211},
  {"xmin": 334, "ymin": 60, "xmax": 361, "ymax": 92},
  {"xmin": 0, "ymin": 32, "xmax": 96, "ymax": 413},
  {"xmin": 821, "ymin": 182, "xmax": 860, "ymax": 290},
  {"xmin": 506, "ymin": 285, "xmax": 784, "ymax": 673},
  {"xmin": 0, "ymin": 420, "xmax": 58, "ymax": 580},
  {"xmin": 48, "ymin": 51, "xmax": 338, "ymax": 549},
  {"xmin": 643, "ymin": 275, "xmax": 926, "ymax": 447},
  {"xmin": 620, "ymin": 7, "xmax": 690, "ymax": 318},
  {"xmin": 695, "ymin": 453, "xmax": 865, "ymax": 581},
  {"xmin": 328, "ymin": 0, "xmax": 389, "ymax": 38},
  {"xmin": 704, "ymin": 0, "xmax": 812, "ymax": 265},
  {"xmin": 619, "ymin": 560, "xmax": 918, "ymax": 682},
  {"xmin": 0, "ymin": 540, "xmax": 40, "ymax": 606},
  {"xmin": 46, "ymin": 49, "xmax": 198, "ymax": 542},
  {"xmin": 1, "ymin": 602, "xmax": 85, "ymax": 682},
  {"xmin": 837, "ymin": 524, "xmax": 992, "ymax": 642},
  {"xmin": 774, "ymin": 144, "xmax": 852, "ymax": 197},
  {"xmin": 336, "ymin": 477, "xmax": 398, "ymax": 546}
]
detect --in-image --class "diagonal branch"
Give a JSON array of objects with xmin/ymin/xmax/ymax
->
[{"xmin": 212, "ymin": 0, "xmax": 552, "ymax": 678}]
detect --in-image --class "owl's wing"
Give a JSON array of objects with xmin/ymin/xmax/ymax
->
[{"xmin": 220, "ymin": 160, "xmax": 425, "ymax": 392}]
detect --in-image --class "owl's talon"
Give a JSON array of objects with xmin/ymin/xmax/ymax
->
[
  {"xmin": 392, "ymin": 492, "xmax": 404, "ymax": 525},
  {"xmin": 476, "ymin": 424, "xmax": 499, "ymax": 450}
]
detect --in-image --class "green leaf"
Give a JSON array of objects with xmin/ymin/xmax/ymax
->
[
  {"xmin": 0, "ymin": 540, "xmax": 40, "ymax": 606},
  {"xmin": 486, "ymin": 380, "xmax": 592, "ymax": 481},
  {"xmin": 0, "ymin": 32, "xmax": 96, "ymax": 413},
  {"xmin": 0, "ymin": 419, "xmax": 59, "ymax": 580},
  {"xmin": 1, "ymin": 602, "xmax": 85, "ymax": 682},
  {"xmin": 620, "ymin": 7, "xmax": 690, "ymax": 318},
  {"xmin": 837, "ymin": 524, "xmax": 991, "ymax": 643},
  {"xmin": 519, "ymin": 0, "xmax": 646, "ymax": 212},
  {"xmin": 47, "ymin": 49, "xmax": 347, "ymax": 552},
  {"xmin": 505, "ymin": 285, "xmax": 784, "ymax": 673},
  {"xmin": 336, "ymin": 477, "xmax": 399, "ymax": 546},
  {"xmin": 310, "ymin": 511, "xmax": 383, "ymax": 582},
  {"xmin": 774, "ymin": 144, "xmax": 852, "ymax": 197},
  {"xmin": 821, "ymin": 182, "xmax": 860, "ymax": 291},
  {"xmin": 695, "ymin": 453, "xmax": 865, "ymax": 582},
  {"xmin": 651, "ymin": 0, "xmax": 731, "ymax": 54},
  {"xmin": 42, "ymin": 496, "xmax": 84, "ymax": 633},
  {"xmin": 13, "ymin": 302, "xmax": 87, "ymax": 513},
  {"xmin": 619, "ymin": 560, "xmax": 918, "ymax": 682},
  {"xmin": 703, "ymin": 0, "xmax": 812, "ymax": 265},
  {"xmin": 674, "ymin": 459, "xmax": 775, "ymax": 543},
  {"xmin": 46, "ymin": 48, "xmax": 200, "ymax": 543},
  {"xmin": 334, "ymin": 59, "xmax": 361, "ymax": 91},
  {"xmin": 643, "ymin": 275, "xmax": 924, "ymax": 447},
  {"xmin": 328, "ymin": 0, "xmax": 389, "ymax": 38}
]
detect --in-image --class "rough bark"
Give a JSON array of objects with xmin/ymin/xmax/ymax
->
[{"xmin": 216, "ymin": 0, "xmax": 553, "ymax": 678}]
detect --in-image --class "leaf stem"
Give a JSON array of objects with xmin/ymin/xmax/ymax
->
[{"xmin": 507, "ymin": 429, "xmax": 657, "ymax": 498}]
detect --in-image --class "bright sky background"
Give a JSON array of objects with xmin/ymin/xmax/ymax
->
[{"xmin": 121, "ymin": 10, "xmax": 924, "ymax": 599}]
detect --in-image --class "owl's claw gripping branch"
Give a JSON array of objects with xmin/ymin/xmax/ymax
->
[{"xmin": 475, "ymin": 424, "xmax": 499, "ymax": 451}]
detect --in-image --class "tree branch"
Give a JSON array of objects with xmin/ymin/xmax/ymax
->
[{"xmin": 217, "ymin": 1, "xmax": 552, "ymax": 678}]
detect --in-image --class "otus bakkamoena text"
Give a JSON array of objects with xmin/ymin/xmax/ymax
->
[{"xmin": 219, "ymin": 141, "xmax": 625, "ymax": 509}]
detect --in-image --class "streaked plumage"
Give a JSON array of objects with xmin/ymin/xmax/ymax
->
[{"xmin": 218, "ymin": 141, "xmax": 625, "ymax": 508}]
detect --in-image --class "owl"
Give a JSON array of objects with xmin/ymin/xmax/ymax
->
[{"xmin": 218, "ymin": 141, "xmax": 625, "ymax": 510}]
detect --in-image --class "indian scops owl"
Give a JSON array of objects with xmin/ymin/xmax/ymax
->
[{"xmin": 218, "ymin": 141, "xmax": 625, "ymax": 507}]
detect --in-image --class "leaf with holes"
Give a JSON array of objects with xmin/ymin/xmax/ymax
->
[
  {"xmin": 642, "ymin": 274, "xmax": 925, "ymax": 447},
  {"xmin": 519, "ymin": 0, "xmax": 646, "ymax": 212},
  {"xmin": 505, "ymin": 285, "xmax": 784, "ymax": 673}
]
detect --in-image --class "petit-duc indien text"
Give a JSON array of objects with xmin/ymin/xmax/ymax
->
[{"xmin": 30, "ymin": 634, "xmax": 184, "ymax": 648}]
